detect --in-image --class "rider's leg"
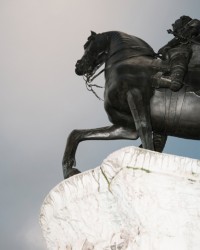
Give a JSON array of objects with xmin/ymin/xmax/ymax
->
[
  {"xmin": 168, "ymin": 46, "xmax": 192, "ymax": 91},
  {"xmin": 153, "ymin": 46, "xmax": 192, "ymax": 91}
]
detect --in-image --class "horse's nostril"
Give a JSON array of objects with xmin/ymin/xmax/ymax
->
[
  {"xmin": 75, "ymin": 67, "xmax": 83, "ymax": 75},
  {"xmin": 76, "ymin": 60, "xmax": 81, "ymax": 65}
]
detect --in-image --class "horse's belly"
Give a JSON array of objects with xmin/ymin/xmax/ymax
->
[
  {"xmin": 105, "ymin": 106, "xmax": 134, "ymax": 127},
  {"xmin": 151, "ymin": 88, "xmax": 200, "ymax": 139}
]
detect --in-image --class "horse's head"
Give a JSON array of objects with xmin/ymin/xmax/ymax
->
[{"xmin": 75, "ymin": 31, "xmax": 108, "ymax": 79}]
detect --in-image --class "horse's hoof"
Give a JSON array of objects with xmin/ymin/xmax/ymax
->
[{"xmin": 64, "ymin": 168, "xmax": 81, "ymax": 179}]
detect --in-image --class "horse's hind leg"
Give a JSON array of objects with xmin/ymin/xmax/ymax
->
[
  {"xmin": 139, "ymin": 132, "xmax": 167, "ymax": 152},
  {"xmin": 153, "ymin": 132, "xmax": 167, "ymax": 152},
  {"xmin": 62, "ymin": 125, "xmax": 138, "ymax": 179},
  {"xmin": 127, "ymin": 89, "xmax": 154, "ymax": 150}
]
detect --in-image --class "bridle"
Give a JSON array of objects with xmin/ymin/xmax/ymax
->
[
  {"xmin": 81, "ymin": 37, "xmax": 159, "ymax": 100},
  {"xmin": 82, "ymin": 51, "xmax": 107, "ymax": 101}
]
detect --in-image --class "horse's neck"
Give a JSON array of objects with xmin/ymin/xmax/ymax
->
[
  {"xmin": 107, "ymin": 31, "xmax": 139, "ymax": 53},
  {"xmin": 105, "ymin": 31, "xmax": 155, "ymax": 60}
]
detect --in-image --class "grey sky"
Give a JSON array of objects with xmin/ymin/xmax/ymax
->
[{"xmin": 1, "ymin": 0, "xmax": 200, "ymax": 249}]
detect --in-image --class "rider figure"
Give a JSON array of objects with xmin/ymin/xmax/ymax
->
[{"xmin": 154, "ymin": 15, "xmax": 200, "ymax": 91}]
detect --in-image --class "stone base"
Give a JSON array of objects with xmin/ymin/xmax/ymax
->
[{"xmin": 40, "ymin": 147, "xmax": 200, "ymax": 250}]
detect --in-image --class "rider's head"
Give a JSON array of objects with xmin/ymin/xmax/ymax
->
[{"xmin": 172, "ymin": 15, "xmax": 192, "ymax": 34}]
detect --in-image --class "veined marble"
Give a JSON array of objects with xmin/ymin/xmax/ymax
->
[{"xmin": 40, "ymin": 146, "xmax": 200, "ymax": 250}]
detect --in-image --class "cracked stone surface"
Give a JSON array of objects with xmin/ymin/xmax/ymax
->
[{"xmin": 40, "ymin": 146, "xmax": 200, "ymax": 250}]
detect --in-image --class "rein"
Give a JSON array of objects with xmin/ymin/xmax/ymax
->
[
  {"xmin": 83, "ymin": 75, "xmax": 104, "ymax": 101},
  {"xmin": 83, "ymin": 62, "xmax": 105, "ymax": 101}
]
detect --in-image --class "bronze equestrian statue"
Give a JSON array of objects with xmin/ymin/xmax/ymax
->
[{"xmin": 62, "ymin": 16, "xmax": 200, "ymax": 179}]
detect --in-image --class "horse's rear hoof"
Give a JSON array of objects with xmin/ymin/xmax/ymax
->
[{"xmin": 64, "ymin": 168, "xmax": 81, "ymax": 179}]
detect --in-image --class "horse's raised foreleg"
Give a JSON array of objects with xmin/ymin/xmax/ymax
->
[
  {"xmin": 127, "ymin": 89, "xmax": 154, "ymax": 150},
  {"xmin": 62, "ymin": 125, "xmax": 139, "ymax": 179}
]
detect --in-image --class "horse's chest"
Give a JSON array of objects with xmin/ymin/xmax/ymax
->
[
  {"xmin": 104, "ymin": 83, "xmax": 129, "ymax": 109},
  {"xmin": 104, "ymin": 85, "xmax": 133, "ymax": 125}
]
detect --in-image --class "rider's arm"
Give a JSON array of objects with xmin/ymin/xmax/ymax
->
[{"xmin": 158, "ymin": 38, "xmax": 180, "ymax": 55}]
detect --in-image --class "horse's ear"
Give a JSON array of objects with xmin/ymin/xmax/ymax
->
[{"xmin": 91, "ymin": 31, "xmax": 97, "ymax": 36}]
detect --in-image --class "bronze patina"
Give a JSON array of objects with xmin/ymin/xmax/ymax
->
[{"xmin": 62, "ymin": 16, "xmax": 200, "ymax": 179}]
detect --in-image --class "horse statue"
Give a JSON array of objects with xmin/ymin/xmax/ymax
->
[{"xmin": 62, "ymin": 30, "xmax": 200, "ymax": 179}]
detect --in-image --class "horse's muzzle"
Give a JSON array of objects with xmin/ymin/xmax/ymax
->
[
  {"xmin": 75, "ymin": 67, "xmax": 83, "ymax": 75},
  {"xmin": 75, "ymin": 60, "xmax": 84, "ymax": 75}
]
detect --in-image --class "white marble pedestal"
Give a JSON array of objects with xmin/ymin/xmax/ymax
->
[{"xmin": 40, "ymin": 147, "xmax": 200, "ymax": 250}]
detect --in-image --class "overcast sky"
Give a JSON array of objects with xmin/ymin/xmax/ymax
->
[{"xmin": 1, "ymin": 0, "xmax": 200, "ymax": 249}]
